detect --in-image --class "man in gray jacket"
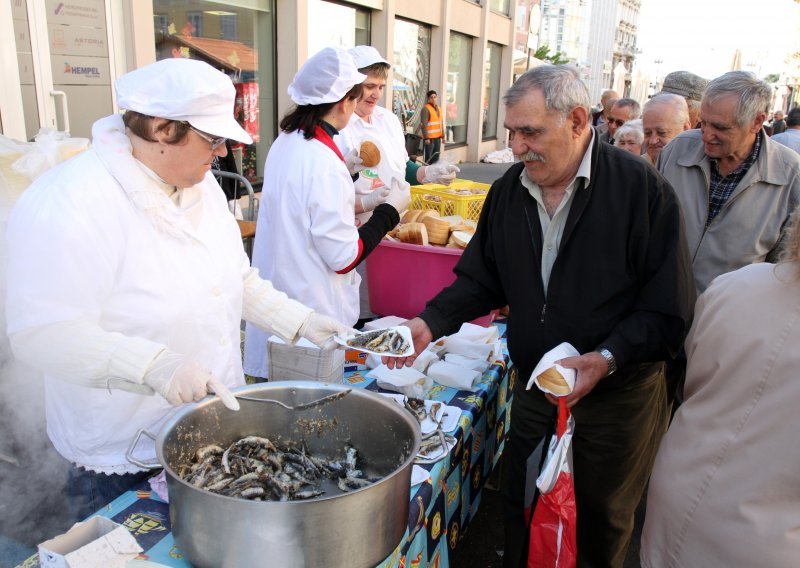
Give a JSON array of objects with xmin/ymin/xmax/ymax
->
[{"xmin": 657, "ymin": 70, "xmax": 800, "ymax": 296}]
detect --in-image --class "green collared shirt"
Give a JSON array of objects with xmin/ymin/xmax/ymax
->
[{"xmin": 519, "ymin": 130, "xmax": 595, "ymax": 293}]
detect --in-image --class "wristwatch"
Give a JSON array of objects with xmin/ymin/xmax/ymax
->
[{"xmin": 596, "ymin": 347, "xmax": 617, "ymax": 376}]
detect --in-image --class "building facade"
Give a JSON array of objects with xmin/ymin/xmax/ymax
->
[
  {"xmin": 1, "ymin": 0, "xmax": 517, "ymax": 175},
  {"xmin": 583, "ymin": 0, "xmax": 640, "ymax": 102}
]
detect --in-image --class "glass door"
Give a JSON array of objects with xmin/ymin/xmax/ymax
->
[{"xmin": 9, "ymin": 0, "xmax": 114, "ymax": 140}]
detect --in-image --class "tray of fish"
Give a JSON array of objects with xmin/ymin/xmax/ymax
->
[
  {"xmin": 177, "ymin": 436, "xmax": 377, "ymax": 501},
  {"xmin": 336, "ymin": 326, "xmax": 414, "ymax": 357},
  {"xmin": 416, "ymin": 432, "xmax": 457, "ymax": 463},
  {"xmin": 379, "ymin": 394, "xmax": 461, "ymax": 435}
]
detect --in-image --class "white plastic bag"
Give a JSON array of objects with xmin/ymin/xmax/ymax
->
[{"xmin": 10, "ymin": 128, "xmax": 89, "ymax": 182}]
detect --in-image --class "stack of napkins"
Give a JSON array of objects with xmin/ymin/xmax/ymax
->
[{"xmin": 444, "ymin": 323, "xmax": 504, "ymax": 362}]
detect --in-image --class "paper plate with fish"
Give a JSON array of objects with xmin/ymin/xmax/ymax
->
[{"xmin": 336, "ymin": 326, "xmax": 414, "ymax": 357}]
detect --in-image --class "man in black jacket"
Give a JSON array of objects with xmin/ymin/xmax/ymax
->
[{"xmin": 386, "ymin": 66, "xmax": 694, "ymax": 566}]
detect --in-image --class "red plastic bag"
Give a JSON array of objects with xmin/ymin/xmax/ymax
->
[{"xmin": 527, "ymin": 399, "xmax": 577, "ymax": 568}]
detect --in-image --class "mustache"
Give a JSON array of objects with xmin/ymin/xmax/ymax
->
[{"xmin": 517, "ymin": 151, "xmax": 545, "ymax": 162}]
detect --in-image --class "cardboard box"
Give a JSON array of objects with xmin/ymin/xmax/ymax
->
[
  {"xmin": 39, "ymin": 517, "xmax": 142, "ymax": 568},
  {"xmin": 268, "ymin": 337, "xmax": 345, "ymax": 382},
  {"xmin": 344, "ymin": 348, "xmax": 369, "ymax": 372}
]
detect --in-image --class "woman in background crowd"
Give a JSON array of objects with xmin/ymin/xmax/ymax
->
[{"xmin": 613, "ymin": 118, "xmax": 644, "ymax": 156}]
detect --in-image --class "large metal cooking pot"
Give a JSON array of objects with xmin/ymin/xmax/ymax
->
[{"xmin": 136, "ymin": 382, "xmax": 420, "ymax": 568}]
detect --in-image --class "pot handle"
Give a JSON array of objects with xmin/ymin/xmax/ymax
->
[{"xmin": 126, "ymin": 429, "xmax": 162, "ymax": 470}]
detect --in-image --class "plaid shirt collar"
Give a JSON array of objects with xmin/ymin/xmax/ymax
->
[{"xmin": 706, "ymin": 131, "xmax": 762, "ymax": 226}]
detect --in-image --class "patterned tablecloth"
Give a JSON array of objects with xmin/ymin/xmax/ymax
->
[{"xmin": 22, "ymin": 323, "xmax": 516, "ymax": 568}]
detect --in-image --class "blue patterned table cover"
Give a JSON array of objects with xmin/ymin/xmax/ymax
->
[{"xmin": 20, "ymin": 323, "xmax": 515, "ymax": 568}]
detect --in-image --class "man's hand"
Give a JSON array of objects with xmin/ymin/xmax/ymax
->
[
  {"xmin": 545, "ymin": 351, "xmax": 608, "ymax": 408},
  {"xmin": 382, "ymin": 317, "xmax": 432, "ymax": 369},
  {"xmin": 424, "ymin": 139, "xmax": 431, "ymax": 145}
]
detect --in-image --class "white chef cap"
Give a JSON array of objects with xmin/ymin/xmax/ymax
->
[
  {"xmin": 288, "ymin": 47, "xmax": 367, "ymax": 106},
  {"xmin": 116, "ymin": 58, "xmax": 252, "ymax": 144},
  {"xmin": 348, "ymin": 45, "xmax": 390, "ymax": 70}
]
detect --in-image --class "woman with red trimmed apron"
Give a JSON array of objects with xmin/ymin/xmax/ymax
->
[{"xmin": 244, "ymin": 47, "xmax": 410, "ymax": 379}]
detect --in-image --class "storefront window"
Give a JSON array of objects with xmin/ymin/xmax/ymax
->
[
  {"xmin": 483, "ymin": 42, "xmax": 502, "ymax": 139},
  {"xmin": 393, "ymin": 19, "xmax": 431, "ymax": 133},
  {"xmin": 152, "ymin": 0, "xmax": 276, "ymax": 182},
  {"xmin": 308, "ymin": 0, "xmax": 370, "ymax": 55},
  {"xmin": 447, "ymin": 32, "xmax": 472, "ymax": 145},
  {"xmin": 490, "ymin": 0, "xmax": 511, "ymax": 16}
]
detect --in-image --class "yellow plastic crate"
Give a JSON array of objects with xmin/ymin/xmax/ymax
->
[{"xmin": 410, "ymin": 178, "xmax": 491, "ymax": 222}]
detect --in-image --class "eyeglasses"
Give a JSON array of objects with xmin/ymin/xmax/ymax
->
[
  {"xmin": 187, "ymin": 125, "xmax": 227, "ymax": 150},
  {"xmin": 607, "ymin": 118, "xmax": 627, "ymax": 127}
]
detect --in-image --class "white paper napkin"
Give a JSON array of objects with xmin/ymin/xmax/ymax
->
[
  {"xmin": 526, "ymin": 342, "xmax": 580, "ymax": 395},
  {"xmin": 443, "ymin": 337, "xmax": 493, "ymax": 360},
  {"xmin": 367, "ymin": 364, "xmax": 426, "ymax": 386},
  {"xmin": 444, "ymin": 352, "xmax": 490, "ymax": 373},
  {"xmin": 427, "ymin": 360, "xmax": 481, "ymax": 391},
  {"xmin": 455, "ymin": 322, "xmax": 500, "ymax": 343},
  {"xmin": 364, "ymin": 316, "xmax": 406, "ymax": 331},
  {"xmin": 411, "ymin": 465, "xmax": 431, "ymax": 486}
]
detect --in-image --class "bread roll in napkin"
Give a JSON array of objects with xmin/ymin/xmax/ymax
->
[{"xmin": 526, "ymin": 342, "xmax": 580, "ymax": 396}]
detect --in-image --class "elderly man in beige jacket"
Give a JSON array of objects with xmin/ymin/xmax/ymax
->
[
  {"xmin": 641, "ymin": 208, "xmax": 800, "ymax": 568},
  {"xmin": 657, "ymin": 70, "xmax": 800, "ymax": 296}
]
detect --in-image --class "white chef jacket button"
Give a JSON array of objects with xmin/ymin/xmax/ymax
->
[
  {"xmin": 212, "ymin": 287, "xmax": 222, "ymax": 296},
  {"xmin": 546, "ymin": 244, "xmax": 553, "ymax": 250},
  {"xmin": 219, "ymin": 337, "xmax": 229, "ymax": 346}
]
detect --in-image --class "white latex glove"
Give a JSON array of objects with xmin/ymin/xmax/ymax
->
[
  {"xmin": 360, "ymin": 186, "xmax": 391, "ymax": 212},
  {"xmin": 385, "ymin": 179, "xmax": 411, "ymax": 214},
  {"xmin": 344, "ymin": 148, "xmax": 365, "ymax": 176},
  {"xmin": 423, "ymin": 163, "xmax": 460, "ymax": 185},
  {"xmin": 143, "ymin": 351, "xmax": 240, "ymax": 410},
  {"xmin": 298, "ymin": 312, "xmax": 356, "ymax": 350}
]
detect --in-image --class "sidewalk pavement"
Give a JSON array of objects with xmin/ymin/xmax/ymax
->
[{"xmin": 452, "ymin": 161, "xmax": 515, "ymax": 185}]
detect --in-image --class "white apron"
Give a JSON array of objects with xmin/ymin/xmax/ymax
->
[
  {"xmin": 336, "ymin": 106, "xmax": 409, "ymax": 226},
  {"xmin": 243, "ymin": 129, "xmax": 360, "ymax": 378}
]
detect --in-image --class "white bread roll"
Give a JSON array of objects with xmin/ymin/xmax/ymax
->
[
  {"xmin": 536, "ymin": 367, "xmax": 571, "ymax": 395},
  {"xmin": 452, "ymin": 230, "xmax": 472, "ymax": 248},
  {"xmin": 398, "ymin": 222, "xmax": 429, "ymax": 246},
  {"xmin": 422, "ymin": 215, "xmax": 451, "ymax": 245}
]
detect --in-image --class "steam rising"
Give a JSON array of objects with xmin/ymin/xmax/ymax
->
[{"xmin": 0, "ymin": 148, "xmax": 74, "ymax": 562}]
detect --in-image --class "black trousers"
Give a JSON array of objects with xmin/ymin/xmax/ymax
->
[
  {"xmin": 424, "ymin": 137, "xmax": 442, "ymax": 164},
  {"xmin": 503, "ymin": 362, "xmax": 668, "ymax": 568}
]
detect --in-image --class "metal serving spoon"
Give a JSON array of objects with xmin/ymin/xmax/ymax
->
[{"xmin": 234, "ymin": 389, "xmax": 352, "ymax": 411}]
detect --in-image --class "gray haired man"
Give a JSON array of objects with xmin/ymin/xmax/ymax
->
[
  {"xmin": 657, "ymin": 70, "xmax": 800, "ymax": 296},
  {"xmin": 384, "ymin": 65, "xmax": 693, "ymax": 567},
  {"xmin": 643, "ymin": 93, "xmax": 691, "ymax": 164},
  {"xmin": 603, "ymin": 97, "xmax": 641, "ymax": 144}
]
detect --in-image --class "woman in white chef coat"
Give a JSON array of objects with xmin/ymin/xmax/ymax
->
[
  {"xmin": 336, "ymin": 45, "xmax": 461, "ymax": 228},
  {"xmin": 334, "ymin": 46, "xmax": 462, "ymax": 323},
  {"xmin": 243, "ymin": 47, "xmax": 411, "ymax": 380},
  {"xmin": 5, "ymin": 58, "xmax": 350, "ymax": 522}
]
